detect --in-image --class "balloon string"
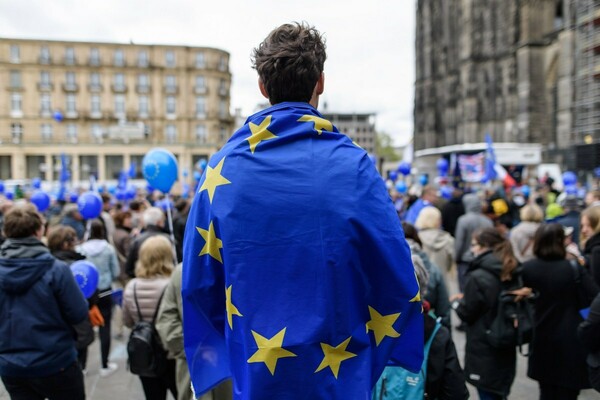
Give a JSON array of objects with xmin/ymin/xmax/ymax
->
[
  {"xmin": 83, "ymin": 219, "xmax": 92, "ymax": 242},
  {"xmin": 165, "ymin": 192, "xmax": 177, "ymax": 263}
]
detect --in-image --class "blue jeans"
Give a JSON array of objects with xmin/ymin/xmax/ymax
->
[
  {"xmin": 478, "ymin": 388, "xmax": 504, "ymax": 400},
  {"xmin": 2, "ymin": 362, "xmax": 85, "ymax": 400}
]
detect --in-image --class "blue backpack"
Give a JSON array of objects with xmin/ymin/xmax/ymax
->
[{"xmin": 372, "ymin": 317, "xmax": 441, "ymax": 400}]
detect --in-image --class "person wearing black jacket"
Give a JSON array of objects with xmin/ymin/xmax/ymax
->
[
  {"xmin": 523, "ymin": 223, "xmax": 599, "ymax": 400},
  {"xmin": 579, "ymin": 292, "xmax": 600, "ymax": 392},
  {"xmin": 441, "ymin": 189, "xmax": 465, "ymax": 236},
  {"xmin": 581, "ymin": 206, "xmax": 600, "ymax": 287},
  {"xmin": 451, "ymin": 228, "xmax": 519, "ymax": 400},
  {"xmin": 125, "ymin": 207, "xmax": 170, "ymax": 278}
]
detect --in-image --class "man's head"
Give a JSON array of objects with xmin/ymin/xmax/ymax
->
[
  {"xmin": 3, "ymin": 204, "xmax": 44, "ymax": 239},
  {"xmin": 143, "ymin": 207, "xmax": 165, "ymax": 228},
  {"xmin": 252, "ymin": 22, "xmax": 327, "ymax": 107},
  {"xmin": 421, "ymin": 185, "xmax": 438, "ymax": 204}
]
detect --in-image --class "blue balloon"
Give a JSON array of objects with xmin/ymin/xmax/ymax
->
[
  {"xmin": 143, "ymin": 148, "xmax": 178, "ymax": 193},
  {"xmin": 182, "ymin": 183, "xmax": 190, "ymax": 199},
  {"xmin": 0, "ymin": 181, "xmax": 4, "ymax": 194},
  {"xmin": 193, "ymin": 171, "xmax": 202, "ymax": 182},
  {"xmin": 126, "ymin": 186, "xmax": 137, "ymax": 200},
  {"xmin": 53, "ymin": 111, "xmax": 64, "ymax": 123},
  {"xmin": 521, "ymin": 185, "xmax": 531, "ymax": 197},
  {"xmin": 562, "ymin": 171, "xmax": 577, "ymax": 186},
  {"xmin": 595, "ymin": 167, "xmax": 600, "ymax": 179},
  {"xmin": 397, "ymin": 161, "xmax": 411, "ymax": 176},
  {"xmin": 30, "ymin": 190, "xmax": 50, "ymax": 212},
  {"xmin": 70, "ymin": 261, "xmax": 99, "ymax": 299},
  {"xmin": 197, "ymin": 159, "xmax": 207, "ymax": 170},
  {"xmin": 440, "ymin": 186, "xmax": 453, "ymax": 200},
  {"xmin": 97, "ymin": 186, "xmax": 105, "ymax": 194},
  {"xmin": 436, "ymin": 158, "xmax": 449, "ymax": 176},
  {"xmin": 182, "ymin": 168, "xmax": 189, "ymax": 178},
  {"xmin": 68, "ymin": 191, "xmax": 78, "ymax": 203},
  {"xmin": 565, "ymin": 184, "xmax": 578, "ymax": 196},
  {"xmin": 32, "ymin": 177, "xmax": 42, "ymax": 189},
  {"xmin": 5, "ymin": 192, "xmax": 13, "ymax": 200},
  {"xmin": 77, "ymin": 191, "xmax": 102, "ymax": 219},
  {"xmin": 157, "ymin": 198, "xmax": 173, "ymax": 211},
  {"xmin": 389, "ymin": 171, "xmax": 398, "ymax": 182},
  {"xmin": 107, "ymin": 185, "xmax": 117, "ymax": 195},
  {"xmin": 419, "ymin": 174, "xmax": 429, "ymax": 186},
  {"xmin": 115, "ymin": 189, "xmax": 126, "ymax": 201},
  {"xmin": 146, "ymin": 183, "xmax": 154, "ymax": 193},
  {"xmin": 395, "ymin": 181, "xmax": 407, "ymax": 194}
]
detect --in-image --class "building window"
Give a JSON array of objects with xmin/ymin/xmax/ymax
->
[
  {"xmin": 0, "ymin": 156, "xmax": 12, "ymax": 180},
  {"xmin": 91, "ymin": 124, "xmax": 103, "ymax": 143},
  {"xmin": 219, "ymin": 100, "xmax": 228, "ymax": 119},
  {"xmin": 90, "ymin": 47, "xmax": 101, "ymax": 65},
  {"xmin": 129, "ymin": 155, "xmax": 144, "ymax": 178},
  {"xmin": 90, "ymin": 94, "xmax": 101, "ymax": 115},
  {"xmin": 40, "ymin": 93, "xmax": 51, "ymax": 115},
  {"xmin": 166, "ymin": 96, "xmax": 176, "ymax": 116},
  {"xmin": 165, "ymin": 50, "xmax": 175, "ymax": 67},
  {"xmin": 10, "ymin": 45, "xmax": 20, "ymax": 63},
  {"xmin": 138, "ymin": 50, "xmax": 149, "ymax": 67},
  {"xmin": 65, "ymin": 47, "xmax": 76, "ymax": 65},
  {"xmin": 10, "ymin": 93, "xmax": 22, "ymax": 115},
  {"xmin": 195, "ymin": 75, "xmax": 206, "ymax": 93},
  {"xmin": 11, "ymin": 123, "xmax": 23, "ymax": 143},
  {"xmin": 220, "ymin": 126, "xmax": 228, "ymax": 142},
  {"xmin": 195, "ymin": 96, "xmax": 206, "ymax": 118},
  {"xmin": 26, "ymin": 155, "xmax": 44, "ymax": 179},
  {"xmin": 113, "ymin": 73, "xmax": 126, "ymax": 91},
  {"xmin": 79, "ymin": 155, "xmax": 98, "ymax": 180},
  {"xmin": 66, "ymin": 124, "xmax": 77, "ymax": 143},
  {"xmin": 218, "ymin": 55, "xmax": 227, "ymax": 71},
  {"xmin": 195, "ymin": 124, "xmax": 207, "ymax": 144},
  {"xmin": 195, "ymin": 52, "xmax": 205, "ymax": 68},
  {"xmin": 40, "ymin": 46, "xmax": 51, "ymax": 64},
  {"xmin": 89, "ymin": 72, "xmax": 102, "ymax": 90},
  {"xmin": 66, "ymin": 71, "xmax": 76, "ymax": 85},
  {"xmin": 114, "ymin": 94, "xmax": 125, "ymax": 116},
  {"xmin": 10, "ymin": 70, "xmax": 21, "ymax": 88},
  {"xmin": 165, "ymin": 75, "xmax": 176, "ymax": 93},
  {"xmin": 219, "ymin": 78, "xmax": 228, "ymax": 96},
  {"xmin": 40, "ymin": 71, "xmax": 51, "ymax": 86},
  {"xmin": 105, "ymin": 155, "xmax": 124, "ymax": 179},
  {"xmin": 41, "ymin": 124, "xmax": 53, "ymax": 142},
  {"xmin": 165, "ymin": 124, "xmax": 177, "ymax": 143},
  {"xmin": 137, "ymin": 74, "xmax": 149, "ymax": 92},
  {"xmin": 139, "ymin": 95, "xmax": 149, "ymax": 117},
  {"xmin": 114, "ymin": 49, "xmax": 125, "ymax": 66},
  {"xmin": 66, "ymin": 94, "xmax": 77, "ymax": 114}
]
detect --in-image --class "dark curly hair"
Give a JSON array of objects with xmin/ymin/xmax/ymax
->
[{"xmin": 252, "ymin": 22, "xmax": 327, "ymax": 104}]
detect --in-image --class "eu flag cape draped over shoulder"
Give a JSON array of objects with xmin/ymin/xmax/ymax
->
[{"xmin": 182, "ymin": 102, "xmax": 423, "ymax": 399}]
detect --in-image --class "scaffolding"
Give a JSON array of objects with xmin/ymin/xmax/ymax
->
[{"xmin": 573, "ymin": 0, "xmax": 600, "ymax": 144}]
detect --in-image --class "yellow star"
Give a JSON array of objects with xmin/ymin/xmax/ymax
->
[
  {"xmin": 247, "ymin": 327, "xmax": 297, "ymax": 375},
  {"xmin": 247, "ymin": 115, "xmax": 277, "ymax": 154},
  {"xmin": 352, "ymin": 140, "xmax": 363, "ymax": 149},
  {"xmin": 225, "ymin": 285, "xmax": 242, "ymax": 330},
  {"xmin": 198, "ymin": 157, "xmax": 231, "ymax": 203},
  {"xmin": 196, "ymin": 222, "xmax": 223, "ymax": 263},
  {"xmin": 366, "ymin": 306, "xmax": 401, "ymax": 346},
  {"xmin": 298, "ymin": 115, "xmax": 333, "ymax": 135},
  {"xmin": 314, "ymin": 336, "xmax": 357, "ymax": 379},
  {"xmin": 409, "ymin": 271, "xmax": 421, "ymax": 302}
]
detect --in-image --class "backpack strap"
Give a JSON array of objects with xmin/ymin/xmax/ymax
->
[
  {"xmin": 422, "ymin": 317, "xmax": 442, "ymax": 377},
  {"xmin": 151, "ymin": 287, "xmax": 167, "ymax": 325},
  {"xmin": 133, "ymin": 282, "xmax": 144, "ymax": 322}
]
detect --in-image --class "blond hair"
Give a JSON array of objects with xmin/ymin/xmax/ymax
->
[
  {"xmin": 135, "ymin": 235, "xmax": 174, "ymax": 278},
  {"xmin": 519, "ymin": 204, "xmax": 544, "ymax": 223},
  {"xmin": 415, "ymin": 206, "xmax": 442, "ymax": 230},
  {"xmin": 581, "ymin": 206, "xmax": 600, "ymax": 245}
]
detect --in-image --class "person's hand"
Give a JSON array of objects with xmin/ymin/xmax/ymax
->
[
  {"xmin": 508, "ymin": 287, "xmax": 532, "ymax": 302},
  {"xmin": 89, "ymin": 305, "xmax": 105, "ymax": 327},
  {"xmin": 449, "ymin": 293, "xmax": 463, "ymax": 302}
]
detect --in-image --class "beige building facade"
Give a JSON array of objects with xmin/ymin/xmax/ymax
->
[{"xmin": 0, "ymin": 37, "xmax": 233, "ymax": 184}]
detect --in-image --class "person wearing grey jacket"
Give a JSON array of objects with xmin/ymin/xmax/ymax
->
[
  {"xmin": 454, "ymin": 193, "xmax": 493, "ymax": 295},
  {"xmin": 156, "ymin": 264, "xmax": 232, "ymax": 400}
]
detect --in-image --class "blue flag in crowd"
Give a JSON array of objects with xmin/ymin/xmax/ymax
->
[
  {"xmin": 484, "ymin": 133, "xmax": 498, "ymax": 182},
  {"xmin": 182, "ymin": 102, "xmax": 423, "ymax": 399}
]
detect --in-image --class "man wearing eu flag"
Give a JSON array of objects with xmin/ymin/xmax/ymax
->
[{"xmin": 182, "ymin": 22, "xmax": 423, "ymax": 399}]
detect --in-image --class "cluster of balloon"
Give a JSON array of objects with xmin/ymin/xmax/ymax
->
[
  {"xmin": 562, "ymin": 171, "xmax": 578, "ymax": 196},
  {"xmin": 143, "ymin": 149, "xmax": 178, "ymax": 194},
  {"xmin": 440, "ymin": 185, "xmax": 453, "ymax": 200},
  {"xmin": 436, "ymin": 158, "xmax": 449, "ymax": 177},
  {"xmin": 77, "ymin": 191, "xmax": 103, "ymax": 220},
  {"xmin": 30, "ymin": 190, "xmax": 51, "ymax": 212},
  {"xmin": 70, "ymin": 260, "xmax": 98, "ymax": 298},
  {"xmin": 397, "ymin": 161, "xmax": 411, "ymax": 177}
]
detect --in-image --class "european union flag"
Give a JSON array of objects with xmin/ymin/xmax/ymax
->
[
  {"xmin": 484, "ymin": 133, "xmax": 498, "ymax": 182},
  {"xmin": 182, "ymin": 102, "xmax": 423, "ymax": 399}
]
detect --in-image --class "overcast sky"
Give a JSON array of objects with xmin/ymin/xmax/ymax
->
[{"xmin": 0, "ymin": 0, "xmax": 415, "ymax": 146}]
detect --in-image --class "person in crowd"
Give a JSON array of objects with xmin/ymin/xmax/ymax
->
[
  {"xmin": 451, "ymin": 227, "xmax": 519, "ymax": 400},
  {"xmin": 403, "ymin": 222, "xmax": 451, "ymax": 328},
  {"xmin": 113, "ymin": 210, "xmax": 133, "ymax": 283},
  {"xmin": 581, "ymin": 206, "xmax": 600, "ymax": 287},
  {"xmin": 60, "ymin": 203, "xmax": 85, "ymax": 241},
  {"xmin": 0, "ymin": 197, "xmax": 14, "ymax": 245},
  {"xmin": 100, "ymin": 193, "xmax": 116, "ymax": 243},
  {"xmin": 416, "ymin": 206, "xmax": 455, "ymax": 289},
  {"xmin": 556, "ymin": 196, "xmax": 582, "ymax": 247},
  {"xmin": 578, "ymin": 291, "xmax": 600, "ymax": 392},
  {"xmin": 544, "ymin": 203, "xmax": 564, "ymax": 223},
  {"xmin": 129, "ymin": 199, "xmax": 145, "ymax": 230},
  {"xmin": 522, "ymin": 223, "xmax": 598, "ymax": 400},
  {"xmin": 0, "ymin": 204, "xmax": 88, "ymax": 399},
  {"xmin": 173, "ymin": 198, "xmax": 190, "ymax": 261},
  {"xmin": 404, "ymin": 185, "xmax": 439, "ymax": 225},
  {"xmin": 125, "ymin": 207, "xmax": 169, "ymax": 278},
  {"xmin": 156, "ymin": 263, "xmax": 233, "ymax": 400},
  {"xmin": 123, "ymin": 235, "xmax": 177, "ymax": 400},
  {"xmin": 441, "ymin": 188, "xmax": 465, "ymax": 236},
  {"xmin": 509, "ymin": 204, "xmax": 544, "ymax": 263},
  {"xmin": 77, "ymin": 219, "xmax": 120, "ymax": 377},
  {"xmin": 585, "ymin": 190, "xmax": 600, "ymax": 208},
  {"xmin": 454, "ymin": 193, "xmax": 493, "ymax": 301}
]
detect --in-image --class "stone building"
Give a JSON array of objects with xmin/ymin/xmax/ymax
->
[
  {"xmin": 0, "ymin": 38, "xmax": 233, "ymax": 183},
  {"xmin": 321, "ymin": 111, "xmax": 377, "ymax": 155},
  {"xmin": 414, "ymin": 0, "xmax": 599, "ymax": 170}
]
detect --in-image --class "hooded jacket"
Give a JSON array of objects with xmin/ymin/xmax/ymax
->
[
  {"xmin": 509, "ymin": 221, "xmax": 540, "ymax": 263},
  {"xmin": 77, "ymin": 239, "xmax": 120, "ymax": 291},
  {"xmin": 454, "ymin": 194, "xmax": 493, "ymax": 264},
  {"xmin": 419, "ymin": 228, "xmax": 455, "ymax": 286},
  {"xmin": 0, "ymin": 237, "xmax": 88, "ymax": 377}
]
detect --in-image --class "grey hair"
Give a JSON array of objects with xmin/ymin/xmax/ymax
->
[{"xmin": 142, "ymin": 207, "xmax": 165, "ymax": 227}]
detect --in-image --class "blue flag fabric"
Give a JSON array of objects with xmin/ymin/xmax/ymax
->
[
  {"xmin": 182, "ymin": 102, "xmax": 423, "ymax": 399},
  {"xmin": 484, "ymin": 133, "xmax": 498, "ymax": 182}
]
